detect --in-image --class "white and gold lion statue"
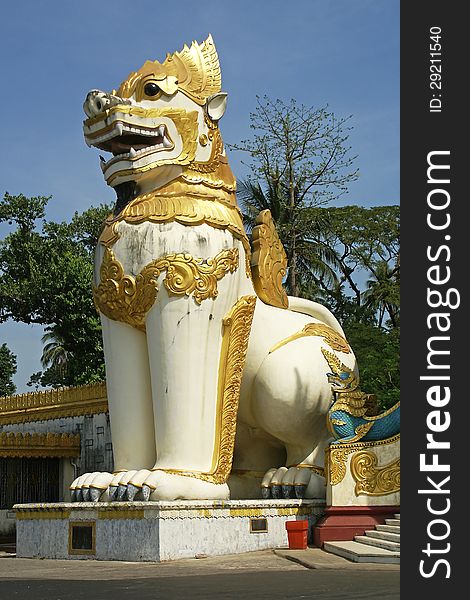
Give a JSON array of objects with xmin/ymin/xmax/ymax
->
[{"xmin": 71, "ymin": 35, "xmax": 358, "ymax": 502}]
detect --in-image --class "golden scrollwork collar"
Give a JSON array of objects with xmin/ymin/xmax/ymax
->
[{"xmin": 93, "ymin": 247, "xmax": 239, "ymax": 330}]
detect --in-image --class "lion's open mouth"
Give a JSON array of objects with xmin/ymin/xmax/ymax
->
[
  {"xmin": 83, "ymin": 105, "xmax": 198, "ymax": 185},
  {"xmin": 93, "ymin": 124, "xmax": 174, "ymax": 168}
]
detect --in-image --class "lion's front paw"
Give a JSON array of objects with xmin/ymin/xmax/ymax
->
[
  {"xmin": 136, "ymin": 469, "xmax": 229, "ymax": 501},
  {"xmin": 260, "ymin": 466, "xmax": 325, "ymax": 500},
  {"xmin": 70, "ymin": 472, "xmax": 114, "ymax": 502},
  {"xmin": 72, "ymin": 469, "xmax": 231, "ymax": 502}
]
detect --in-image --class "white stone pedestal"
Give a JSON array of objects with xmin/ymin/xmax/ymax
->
[
  {"xmin": 14, "ymin": 499, "xmax": 325, "ymax": 562},
  {"xmin": 314, "ymin": 435, "xmax": 400, "ymax": 548},
  {"xmin": 326, "ymin": 434, "xmax": 400, "ymax": 507}
]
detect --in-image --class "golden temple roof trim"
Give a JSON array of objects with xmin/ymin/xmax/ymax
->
[
  {"xmin": 0, "ymin": 382, "xmax": 108, "ymax": 425},
  {"xmin": 0, "ymin": 432, "xmax": 81, "ymax": 458}
]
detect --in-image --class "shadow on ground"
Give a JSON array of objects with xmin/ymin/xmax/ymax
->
[{"xmin": 0, "ymin": 570, "xmax": 399, "ymax": 600}]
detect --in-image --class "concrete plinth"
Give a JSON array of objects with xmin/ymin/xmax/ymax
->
[{"xmin": 14, "ymin": 499, "xmax": 325, "ymax": 562}]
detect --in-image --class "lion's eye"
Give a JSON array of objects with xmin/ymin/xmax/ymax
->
[{"xmin": 144, "ymin": 82, "xmax": 161, "ymax": 97}]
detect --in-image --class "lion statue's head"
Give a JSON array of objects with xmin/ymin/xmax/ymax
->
[{"xmin": 83, "ymin": 35, "xmax": 228, "ymax": 196}]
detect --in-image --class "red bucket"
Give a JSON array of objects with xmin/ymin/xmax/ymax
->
[{"xmin": 285, "ymin": 519, "xmax": 309, "ymax": 549}]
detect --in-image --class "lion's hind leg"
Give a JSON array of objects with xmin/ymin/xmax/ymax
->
[{"xmin": 248, "ymin": 335, "xmax": 335, "ymax": 500}]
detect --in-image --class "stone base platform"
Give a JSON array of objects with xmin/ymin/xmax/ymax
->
[{"xmin": 14, "ymin": 499, "xmax": 325, "ymax": 562}]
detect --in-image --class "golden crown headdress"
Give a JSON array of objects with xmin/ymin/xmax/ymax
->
[{"xmin": 117, "ymin": 34, "xmax": 221, "ymax": 105}]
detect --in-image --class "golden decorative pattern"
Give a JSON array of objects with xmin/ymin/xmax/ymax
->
[
  {"xmin": 276, "ymin": 507, "xmax": 313, "ymax": 517},
  {"xmin": 227, "ymin": 506, "xmax": 312, "ymax": 518},
  {"xmin": 362, "ymin": 401, "xmax": 401, "ymax": 422},
  {"xmin": 0, "ymin": 432, "xmax": 80, "ymax": 458},
  {"xmin": 98, "ymin": 194, "xmax": 246, "ymax": 250},
  {"xmin": 250, "ymin": 210, "xmax": 288, "ymax": 309},
  {"xmin": 326, "ymin": 434, "xmax": 400, "ymax": 486},
  {"xmin": 330, "ymin": 418, "xmax": 347, "ymax": 426},
  {"xmin": 163, "ymin": 295, "xmax": 257, "ymax": 484},
  {"xmin": 110, "ymin": 184, "xmax": 243, "ymax": 236},
  {"xmin": 270, "ymin": 323, "xmax": 351, "ymax": 355},
  {"xmin": 350, "ymin": 451, "xmax": 401, "ymax": 496},
  {"xmin": 117, "ymin": 34, "xmax": 221, "ymax": 105},
  {"xmin": 93, "ymin": 247, "xmax": 239, "ymax": 330},
  {"xmin": 186, "ymin": 128, "xmax": 224, "ymax": 174},
  {"xmin": 93, "ymin": 247, "xmax": 156, "ymax": 330},
  {"xmin": 0, "ymin": 383, "xmax": 107, "ymax": 425},
  {"xmin": 347, "ymin": 422, "xmax": 374, "ymax": 443},
  {"xmin": 211, "ymin": 295, "xmax": 257, "ymax": 482},
  {"xmin": 328, "ymin": 447, "xmax": 356, "ymax": 486}
]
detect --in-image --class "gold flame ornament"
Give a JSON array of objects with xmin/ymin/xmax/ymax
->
[{"xmin": 117, "ymin": 34, "xmax": 222, "ymax": 105}]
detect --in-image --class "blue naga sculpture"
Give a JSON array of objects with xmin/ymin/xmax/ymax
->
[{"xmin": 322, "ymin": 348, "xmax": 400, "ymax": 444}]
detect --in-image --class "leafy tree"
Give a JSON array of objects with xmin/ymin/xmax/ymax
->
[
  {"xmin": 363, "ymin": 260, "xmax": 400, "ymax": 328},
  {"xmin": 230, "ymin": 96, "xmax": 359, "ymax": 296},
  {"xmin": 318, "ymin": 205, "xmax": 400, "ymax": 321},
  {"xmin": 238, "ymin": 180, "xmax": 340, "ymax": 296},
  {"xmin": 344, "ymin": 322, "xmax": 400, "ymax": 410},
  {"xmin": 35, "ymin": 325, "xmax": 72, "ymax": 386},
  {"xmin": 238, "ymin": 191, "xmax": 400, "ymax": 330},
  {"xmin": 0, "ymin": 192, "xmax": 111, "ymax": 387},
  {"xmin": 0, "ymin": 342, "xmax": 17, "ymax": 396}
]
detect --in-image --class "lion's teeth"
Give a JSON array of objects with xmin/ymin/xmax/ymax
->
[
  {"xmin": 116, "ymin": 122, "xmax": 123, "ymax": 136},
  {"xmin": 129, "ymin": 147, "xmax": 137, "ymax": 158},
  {"xmin": 158, "ymin": 125, "xmax": 165, "ymax": 136},
  {"xmin": 163, "ymin": 137, "xmax": 172, "ymax": 148}
]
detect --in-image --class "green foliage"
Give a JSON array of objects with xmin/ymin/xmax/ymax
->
[
  {"xmin": 343, "ymin": 323, "xmax": 400, "ymax": 410},
  {"xmin": 321, "ymin": 205, "xmax": 400, "ymax": 318},
  {"xmin": 238, "ymin": 181, "xmax": 341, "ymax": 297},
  {"xmin": 0, "ymin": 342, "xmax": 17, "ymax": 396},
  {"xmin": 0, "ymin": 192, "xmax": 111, "ymax": 387}
]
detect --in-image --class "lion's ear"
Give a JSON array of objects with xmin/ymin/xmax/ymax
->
[{"xmin": 206, "ymin": 92, "xmax": 228, "ymax": 121}]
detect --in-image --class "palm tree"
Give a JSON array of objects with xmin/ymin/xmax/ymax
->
[
  {"xmin": 238, "ymin": 178, "xmax": 340, "ymax": 298},
  {"xmin": 363, "ymin": 260, "xmax": 400, "ymax": 328},
  {"xmin": 40, "ymin": 326, "xmax": 70, "ymax": 378}
]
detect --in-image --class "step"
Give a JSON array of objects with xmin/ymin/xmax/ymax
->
[
  {"xmin": 376, "ymin": 524, "xmax": 400, "ymax": 534},
  {"xmin": 324, "ymin": 540, "xmax": 400, "ymax": 564},
  {"xmin": 385, "ymin": 518, "xmax": 400, "ymax": 527},
  {"xmin": 355, "ymin": 535, "xmax": 400, "ymax": 553},
  {"xmin": 366, "ymin": 529, "xmax": 400, "ymax": 543}
]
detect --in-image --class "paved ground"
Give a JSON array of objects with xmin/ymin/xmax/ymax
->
[{"xmin": 0, "ymin": 547, "xmax": 399, "ymax": 599}]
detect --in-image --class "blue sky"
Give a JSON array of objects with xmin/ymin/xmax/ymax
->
[{"xmin": 0, "ymin": 0, "xmax": 399, "ymax": 392}]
